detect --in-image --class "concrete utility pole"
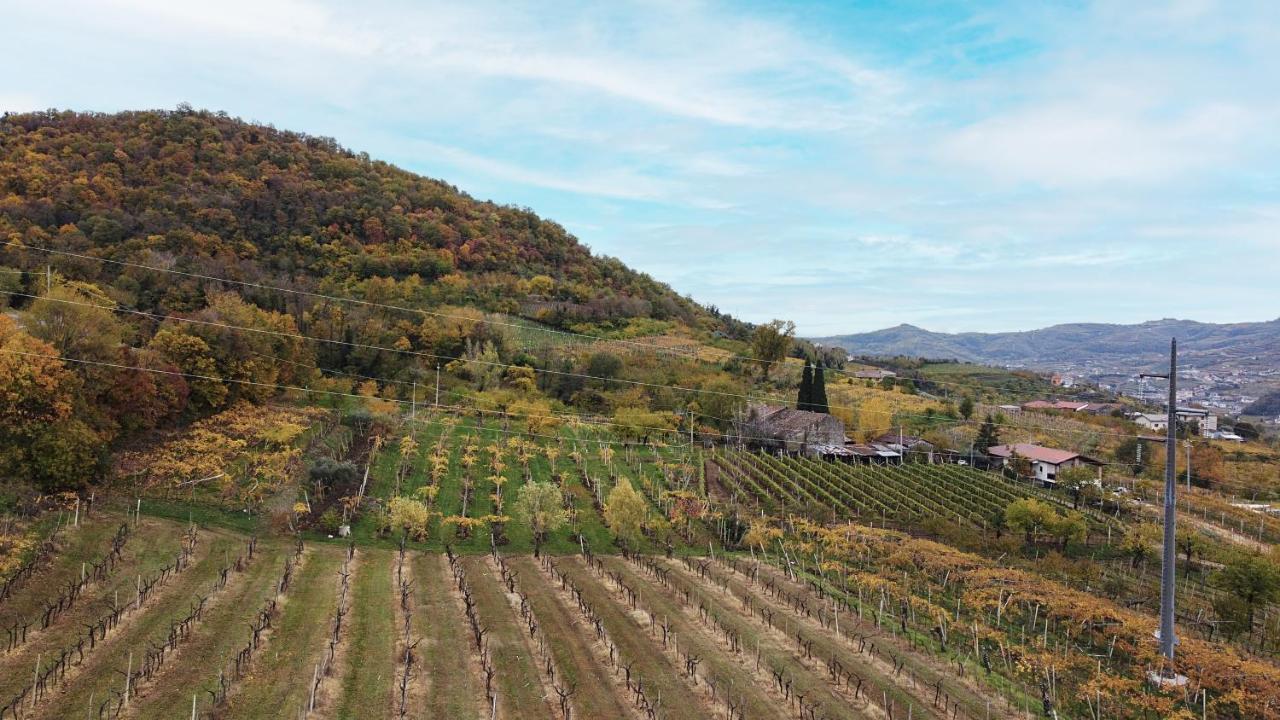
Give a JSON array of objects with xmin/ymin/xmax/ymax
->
[
  {"xmin": 411, "ymin": 381, "xmax": 417, "ymax": 422},
  {"xmin": 1161, "ymin": 338, "xmax": 1179, "ymax": 662},
  {"xmin": 434, "ymin": 364, "xmax": 441, "ymax": 407},
  {"xmin": 1140, "ymin": 338, "xmax": 1179, "ymax": 665},
  {"xmin": 1145, "ymin": 339, "xmax": 1179, "ymax": 662}
]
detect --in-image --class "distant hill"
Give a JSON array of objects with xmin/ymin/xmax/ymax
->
[
  {"xmin": 0, "ymin": 108, "xmax": 729, "ymax": 335},
  {"xmin": 814, "ymin": 318, "xmax": 1280, "ymax": 372},
  {"xmin": 1243, "ymin": 390, "xmax": 1280, "ymax": 417}
]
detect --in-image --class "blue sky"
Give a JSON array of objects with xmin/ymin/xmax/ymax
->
[{"xmin": 4, "ymin": 0, "xmax": 1279, "ymax": 335}]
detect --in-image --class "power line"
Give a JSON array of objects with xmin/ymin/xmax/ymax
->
[
  {"xmin": 2, "ymin": 242, "xmax": 1126, "ymax": 395},
  {"xmin": 5, "ymin": 288, "xmax": 1189, "ymax": 444},
  {"xmin": 0, "ymin": 345, "xmax": 702, "ymax": 448}
]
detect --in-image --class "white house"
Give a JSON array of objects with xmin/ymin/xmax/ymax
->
[
  {"xmin": 987, "ymin": 443, "xmax": 1102, "ymax": 486},
  {"xmin": 1133, "ymin": 408, "xmax": 1218, "ymax": 436},
  {"xmin": 1132, "ymin": 413, "xmax": 1168, "ymax": 431}
]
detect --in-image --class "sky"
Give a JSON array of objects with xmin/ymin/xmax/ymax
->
[{"xmin": 3, "ymin": 0, "xmax": 1279, "ymax": 335}]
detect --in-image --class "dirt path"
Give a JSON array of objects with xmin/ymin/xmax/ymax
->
[
  {"xmin": 508, "ymin": 556, "xmax": 640, "ymax": 720},
  {"xmin": 1133, "ymin": 498, "xmax": 1272, "ymax": 552}
]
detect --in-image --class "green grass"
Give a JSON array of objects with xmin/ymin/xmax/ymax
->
[
  {"xmin": 222, "ymin": 547, "xmax": 344, "ymax": 719},
  {"xmin": 336, "ymin": 549, "xmax": 397, "ymax": 719},
  {"xmin": 137, "ymin": 497, "xmax": 264, "ymax": 534},
  {"xmin": 37, "ymin": 527, "xmax": 231, "ymax": 718},
  {"xmin": 413, "ymin": 552, "xmax": 485, "ymax": 719},
  {"xmin": 460, "ymin": 556, "xmax": 555, "ymax": 719},
  {"xmin": 127, "ymin": 537, "xmax": 290, "ymax": 718}
]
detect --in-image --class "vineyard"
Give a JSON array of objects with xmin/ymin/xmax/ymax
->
[
  {"xmin": 710, "ymin": 451, "xmax": 1048, "ymax": 529},
  {"xmin": 1, "ymin": 406, "xmax": 1277, "ymax": 719}
]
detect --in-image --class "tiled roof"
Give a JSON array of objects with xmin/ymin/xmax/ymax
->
[{"xmin": 987, "ymin": 443, "xmax": 1086, "ymax": 465}]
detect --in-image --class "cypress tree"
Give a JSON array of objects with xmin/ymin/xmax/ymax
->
[
  {"xmin": 976, "ymin": 414, "xmax": 1000, "ymax": 451},
  {"xmin": 798, "ymin": 360, "xmax": 813, "ymax": 411},
  {"xmin": 812, "ymin": 364, "xmax": 829, "ymax": 414}
]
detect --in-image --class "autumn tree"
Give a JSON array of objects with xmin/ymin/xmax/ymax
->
[
  {"xmin": 514, "ymin": 481, "xmax": 567, "ymax": 557},
  {"xmin": 0, "ymin": 315, "xmax": 101, "ymax": 490},
  {"xmin": 604, "ymin": 478, "xmax": 647, "ymax": 549},
  {"xmin": 147, "ymin": 328, "xmax": 227, "ymax": 410},
  {"xmin": 751, "ymin": 319, "xmax": 794, "ymax": 379}
]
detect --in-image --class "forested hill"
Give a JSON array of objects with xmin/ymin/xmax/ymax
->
[{"xmin": 0, "ymin": 108, "xmax": 724, "ymax": 334}]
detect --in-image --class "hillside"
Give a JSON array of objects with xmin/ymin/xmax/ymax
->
[
  {"xmin": 1244, "ymin": 389, "xmax": 1280, "ymax": 417},
  {"xmin": 0, "ymin": 108, "xmax": 725, "ymax": 335},
  {"xmin": 815, "ymin": 318, "xmax": 1280, "ymax": 371}
]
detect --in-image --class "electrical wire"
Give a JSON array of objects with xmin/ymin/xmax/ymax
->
[{"xmin": 2, "ymin": 287, "xmax": 1197, "ymax": 444}]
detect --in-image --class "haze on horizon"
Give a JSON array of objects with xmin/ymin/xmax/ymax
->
[{"xmin": 4, "ymin": 0, "xmax": 1278, "ymax": 336}]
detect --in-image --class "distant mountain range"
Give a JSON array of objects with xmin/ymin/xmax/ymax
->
[{"xmin": 813, "ymin": 318, "xmax": 1280, "ymax": 373}]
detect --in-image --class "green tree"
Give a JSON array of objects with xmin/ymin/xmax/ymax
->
[
  {"xmin": 1213, "ymin": 552, "xmax": 1280, "ymax": 632},
  {"xmin": 26, "ymin": 282, "xmax": 124, "ymax": 362},
  {"xmin": 1113, "ymin": 438, "xmax": 1148, "ymax": 476},
  {"xmin": 514, "ymin": 481, "xmax": 568, "ymax": 557},
  {"xmin": 604, "ymin": 478, "xmax": 648, "ymax": 549},
  {"xmin": 1176, "ymin": 526, "xmax": 1209, "ymax": 570},
  {"xmin": 797, "ymin": 360, "xmax": 813, "ymax": 411},
  {"xmin": 1004, "ymin": 498, "xmax": 1055, "ymax": 546},
  {"xmin": 1058, "ymin": 466, "xmax": 1097, "ymax": 509},
  {"xmin": 975, "ymin": 414, "xmax": 1000, "ymax": 453},
  {"xmin": 812, "ymin": 365, "xmax": 829, "ymax": 414},
  {"xmin": 587, "ymin": 352, "xmax": 623, "ymax": 383},
  {"xmin": 1046, "ymin": 510, "xmax": 1087, "ymax": 552},
  {"xmin": 958, "ymin": 395, "xmax": 974, "ymax": 420},
  {"xmin": 612, "ymin": 407, "xmax": 677, "ymax": 444},
  {"xmin": 751, "ymin": 319, "xmax": 795, "ymax": 379}
]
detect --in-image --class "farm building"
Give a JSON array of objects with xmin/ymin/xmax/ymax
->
[
  {"xmin": 987, "ymin": 443, "xmax": 1101, "ymax": 487},
  {"xmin": 739, "ymin": 404, "xmax": 846, "ymax": 455},
  {"xmin": 873, "ymin": 432, "xmax": 935, "ymax": 462},
  {"xmin": 844, "ymin": 442, "xmax": 902, "ymax": 464},
  {"xmin": 853, "ymin": 369, "xmax": 896, "ymax": 380}
]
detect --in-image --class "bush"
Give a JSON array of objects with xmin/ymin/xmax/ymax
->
[
  {"xmin": 318, "ymin": 509, "xmax": 342, "ymax": 535},
  {"xmin": 309, "ymin": 457, "xmax": 359, "ymax": 490}
]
